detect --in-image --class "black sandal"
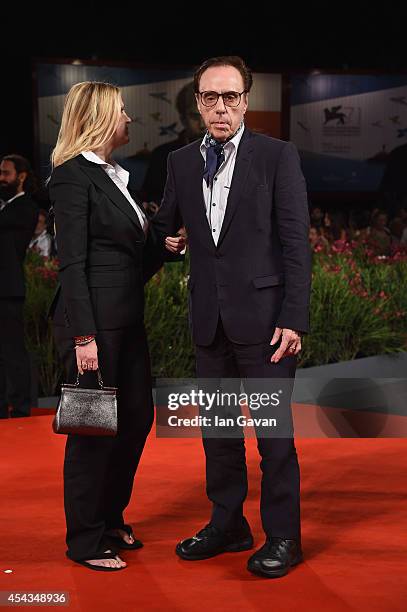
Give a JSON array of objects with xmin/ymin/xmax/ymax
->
[
  {"xmin": 105, "ymin": 524, "xmax": 143, "ymax": 550},
  {"xmin": 72, "ymin": 550, "xmax": 127, "ymax": 572}
]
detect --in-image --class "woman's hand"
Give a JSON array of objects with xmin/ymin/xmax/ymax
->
[{"xmin": 76, "ymin": 340, "xmax": 98, "ymax": 374}]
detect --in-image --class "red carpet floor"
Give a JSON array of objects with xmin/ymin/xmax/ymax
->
[{"xmin": 1, "ymin": 416, "xmax": 406, "ymax": 611}]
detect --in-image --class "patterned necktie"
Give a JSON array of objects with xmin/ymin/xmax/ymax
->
[
  {"xmin": 203, "ymin": 135, "xmax": 225, "ymax": 188},
  {"xmin": 203, "ymin": 122, "xmax": 244, "ymax": 187}
]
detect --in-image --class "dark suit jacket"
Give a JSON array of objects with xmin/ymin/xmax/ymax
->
[
  {"xmin": 140, "ymin": 130, "xmax": 196, "ymax": 203},
  {"xmin": 48, "ymin": 154, "xmax": 163, "ymax": 337},
  {"xmin": 152, "ymin": 129, "xmax": 312, "ymax": 346},
  {"xmin": 0, "ymin": 194, "xmax": 38, "ymax": 298}
]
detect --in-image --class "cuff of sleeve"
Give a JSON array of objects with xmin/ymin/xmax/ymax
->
[{"xmin": 74, "ymin": 335, "xmax": 95, "ymax": 344}]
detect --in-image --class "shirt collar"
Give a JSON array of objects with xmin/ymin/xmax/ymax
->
[
  {"xmin": 200, "ymin": 123, "xmax": 245, "ymax": 157},
  {"xmin": 6, "ymin": 191, "xmax": 25, "ymax": 204},
  {"xmin": 81, "ymin": 151, "xmax": 129, "ymax": 187}
]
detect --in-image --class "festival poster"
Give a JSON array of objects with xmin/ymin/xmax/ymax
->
[{"xmin": 290, "ymin": 74, "xmax": 407, "ymax": 191}]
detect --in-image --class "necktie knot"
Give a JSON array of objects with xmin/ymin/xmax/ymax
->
[
  {"xmin": 202, "ymin": 122, "xmax": 244, "ymax": 187},
  {"xmin": 203, "ymin": 137, "xmax": 225, "ymax": 187}
]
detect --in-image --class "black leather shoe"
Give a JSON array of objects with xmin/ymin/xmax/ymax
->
[
  {"xmin": 247, "ymin": 537, "xmax": 303, "ymax": 578},
  {"xmin": 176, "ymin": 520, "xmax": 254, "ymax": 561}
]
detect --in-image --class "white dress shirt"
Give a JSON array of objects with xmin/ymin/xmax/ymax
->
[
  {"xmin": 200, "ymin": 125, "xmax": 245, "ymax": 246},
  {"xmin": 81, "ymin": 151, "xmax": 148, "ymax": 233},
  {"xmin": 29, "ymin": 229, "xmax": 52, "ymax": 257}
]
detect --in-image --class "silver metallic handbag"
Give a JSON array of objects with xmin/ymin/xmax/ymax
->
[{"xmin": 53, "ymin": 369, "xmax": 117, "ymax": 436}]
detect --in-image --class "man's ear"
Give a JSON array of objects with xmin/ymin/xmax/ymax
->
[{"xmin": 18, "ymin": 171, "xmax": 27, "ymax": 187}]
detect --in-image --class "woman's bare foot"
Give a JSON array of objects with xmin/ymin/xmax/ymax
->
[
  {"xmin": 86, "ymin": 550, "xmax": 126, "ymax": 569},
  {"xmin": 105, "ymin": 528, "xmax": 134, "ymax": 545}
]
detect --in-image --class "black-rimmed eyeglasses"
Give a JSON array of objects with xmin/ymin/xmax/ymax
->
[{"xmin": 198, "ymin": 90, "xmax": 247, "ymax": 108}]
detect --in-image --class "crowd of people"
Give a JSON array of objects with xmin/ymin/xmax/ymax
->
[{"xmin": 308, "ymin": 204, "xmax": 407, "ymax": 255}]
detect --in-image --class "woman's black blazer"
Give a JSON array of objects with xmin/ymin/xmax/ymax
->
[{"xmin": 48, "ymin": 153, "xmax": 162, "ymax": 336}]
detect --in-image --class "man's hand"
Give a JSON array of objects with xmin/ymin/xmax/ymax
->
[
  {"xmin": 165, "ymin": 227, "xmax": 187, "ymax": 254},
  {"xmin": 76, "ymin": 340, "xmax": 98, "ymax": 374},
  {"xmin": 142, "ymin": 201, "xmax": 160, "ymax": 216},
  {"xmin": 270, "ymin": 327, "xmax": 301, "ymax": 363}
]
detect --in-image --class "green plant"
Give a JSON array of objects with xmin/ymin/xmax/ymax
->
[
  {"xmin": 23, "ymin": 243, "xmax": 407, "ymax": 390},
  {"xmin": 24, "ymin": 251, "xmax": 62, "ymax": 396},
  {"xmin": 299, "ymin": 242, "xmax": 407, "ymax": 366},
  {"xmin": 144, "ymin": 259, "xmax": 195, "ymax": 377}
]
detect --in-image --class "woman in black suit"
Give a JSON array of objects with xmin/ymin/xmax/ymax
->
[{"xmin": 49, "ymin": 81, "xmax": 158, "ymax": 571}]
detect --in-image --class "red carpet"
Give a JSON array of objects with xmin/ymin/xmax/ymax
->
[{"xmin": 1, "ymin": 416, "xmax": 406, "ymax": 611}]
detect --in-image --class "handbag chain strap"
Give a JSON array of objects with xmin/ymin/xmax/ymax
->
[{"xmin": 75, "ymin": 369, "xmax": 104, "ymax": 389}]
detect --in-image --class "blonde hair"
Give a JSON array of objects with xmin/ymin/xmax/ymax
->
[{"xmin": 51, "ymin": 81, "xmax": 122, "ymax": 168}]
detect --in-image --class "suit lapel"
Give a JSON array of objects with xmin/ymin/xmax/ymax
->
[
  {"xmin": 217, "ymin": 129, "xmax": 253, "ymax": 247},
  {"xmin": 77, "ymin": 156, "xmax": 144, "ymax": 236}
]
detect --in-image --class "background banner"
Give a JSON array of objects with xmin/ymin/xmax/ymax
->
[
  {"xmin": 290, "ymin": 74, "xmax": 407, "ymax": 192},
  {"xmin": 35, "ymin": 62, "xmax": 282, "ymax": 195}
]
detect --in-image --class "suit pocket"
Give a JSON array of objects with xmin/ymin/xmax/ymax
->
[{"xmin": 253, "ymin": 274, "xmax": 284, "ymax": 289}]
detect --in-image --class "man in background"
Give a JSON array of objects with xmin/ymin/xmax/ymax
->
[
  {"xmin": 29, "ymin": 208, "xmax": 53, "ymax": 257},
  {"xmin": 0, "ymin": 154, "xmax": 38, "ymax": 418},
  {"xmin": 141, "ymin": 81, "xmax": 205, "ymax": 213}
]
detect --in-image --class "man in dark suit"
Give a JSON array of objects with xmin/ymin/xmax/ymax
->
[
  {"xmin": 0, "ymin": 154, "xmax": 38, "ymax": 418},
  {"xmin": 152, "ymin": 56, "xmax": 311, "ymax": 578}
]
